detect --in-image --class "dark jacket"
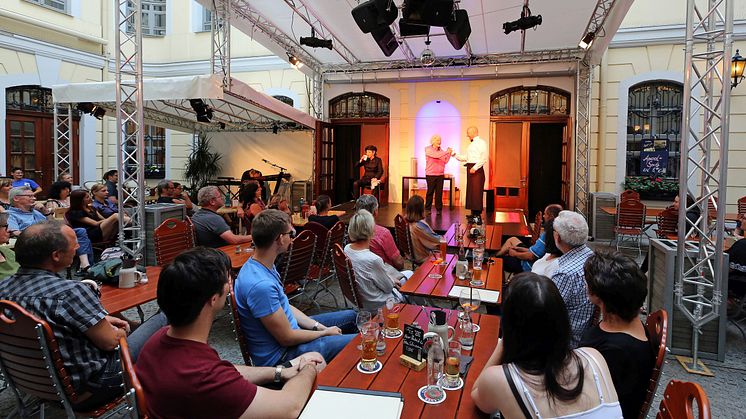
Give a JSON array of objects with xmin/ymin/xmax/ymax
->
[{"xmin": 356, "ymin": 156, "xmax": 384, "ymax": 180}]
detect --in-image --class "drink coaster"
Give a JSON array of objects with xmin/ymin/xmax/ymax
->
[
  {"xmin": 440, "ymin": 377, "xmax": 464, "ymax": 391},
  {"xmin": 428, "ymin": 273, "xmax": 443, "ymax": 279},
  {"xmin": 384, "ymin": 328, "xmax": 403, "ymax": 339},
  {"xmin": 418, "ymin": 385, "xmax": 447, "ymax": 404},
  {"xmin": 357, "ymin": 360, "xmax": 382, "ymax": 374},
  {"xmin": 472, "ymin": 324, "xmax": 481, "ymax": 333}
]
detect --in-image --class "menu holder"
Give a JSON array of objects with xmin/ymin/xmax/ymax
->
[{"xmin": 399, "ymin": 323, "xmax": 426, "ymax": 371}]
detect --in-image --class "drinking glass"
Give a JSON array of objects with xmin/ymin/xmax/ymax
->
[
  {"xmin": 356, "ymin": 310, "xmax": 372, "ymax": 350},
  {"xmin": 425, "ymin": 341, "xmax": 445, "ymax": 400},
  {"xmin": 383, "ymin": 298, "xmax": 400, "ymax": 337},
  {"xmin": 428, "ymin": 250, "xmax": 443, "ymax": 279},
  {"xmin": 459, "ymin": 288, "xmax": 481, "ymax": 333},
  {"xmin": 457, "ymin": 311, "xmax": 475, "ymax": 350},
  {"xmin": 470, "ymin": 266, "xmax": 484, "ymax": 287},
  {"xmin": 360, "ymin": 322, "xmax": 379, "ymax": 372},
  {"xmin": 445, "ymin": 341, "xmax": 462, "ymax": 387},
  {"xmin": 438, "ymin": 238, "xmax": 447, "ymax": 264},
  {"xmin": 472, "ymin": 246, "xmax": 484, "ymax": 270}
]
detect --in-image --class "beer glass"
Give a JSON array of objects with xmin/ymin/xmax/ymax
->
[
  {"xmin": 356, "ymin": 310, "xmax": 371, "ymax": 350},
  {"xmin": 360, "ymin": 322, "xmax": 379, "ymax": 372},
  {"xmin": 383, "ymin": 298, "xmax": 400, "ymax": 337},
  {"xmin": 445, "ymin": 341, "xmax": 462, "ymax": 387}
]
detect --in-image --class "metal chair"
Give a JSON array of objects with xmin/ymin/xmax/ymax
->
[
  {"xmin": 639, "ymin": 309, "xmax": 669, "ymax": 419},
  {"xmin": 620, "ymin": 189, "xmax": 641, "ymax": 202},
  {"xmin": 613, "ymin": 199, "xmax": 647, "ymax": 258},
  {"xmin": 394, "ymin": 214, "xmax": 416, "ymax": 266},
  {"xmin": 227, "ymin": 276, "xmax": 253, "ymax": 366},
  {"xmin": 119, "ymin": 337, "xmax": 147, "ymax": 418},
  {"xmin": 276, "ymin": 230, "xmax": 318, "ymax": 309},
  {"xmin": 154, "ymin": 218, "xmax": 195, "ymax": 266},
  {"xmin": 655, "ymin": 380, "xmax": 710, "ymax": 419},
  {"xmin": 331, "ymin": 243, "xmax": 364, "ymax": 309},
  {"xmin": 655, "ymin": 206, "xmax": 679, "ymax": 240},
  {"xmin": 0, "ymin": 300, "xmax": 126, "ymax": 418}
]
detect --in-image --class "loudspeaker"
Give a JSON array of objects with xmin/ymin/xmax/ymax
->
[
  {"xmin": 402, "ymin": 0, "xmax": 454, "ymax": 27},
  {"xmin": 399, "ymin": 20, "xmax": 430, "ymax": 37},
  {"xmin": 371, "ymin": 27, "xmax": 399, "ymax": 57},
  {"xmin": 445, "ymin": 9, "xmax": 471, "ymax": 50},
  {"xmin": 352, "ymin": 0, "xmax": 398, "ymax": 33}
]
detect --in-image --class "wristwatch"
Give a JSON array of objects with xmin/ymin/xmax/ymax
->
[
  {"xmin": 312, "ymin": 321, "xmax": 320, "ymax": 331},
  {"xmin": 274, "ymin": 365, "xmax": 284, "ymax": 383}
]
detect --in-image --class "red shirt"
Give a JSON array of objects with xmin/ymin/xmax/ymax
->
[
  {"xmin": 370, "ymin": 224, "xmax": 402, "ymax": 268},
  {"xmin": 136, "ymin": 327, "xmax": 257, "ymax": 419}
]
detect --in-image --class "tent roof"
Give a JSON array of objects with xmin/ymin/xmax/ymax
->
[{"xmin": 52, "ymin": 75, "xmax": 317, "ymax": 133}]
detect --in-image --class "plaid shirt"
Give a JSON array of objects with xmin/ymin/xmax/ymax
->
[
  {"xmin": 552, "ymin": 245, "xmax": 595, "ymax": 348},
  {"xmin": 0, "ymin": 268, "xmax": 111, "ymax": 391}
]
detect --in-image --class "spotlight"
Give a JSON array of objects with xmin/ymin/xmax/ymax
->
[
  {"xmin": 300, "ymin": 29, "xmax": 333, "ymax": 50},
  {"xmin": 503, "ymin": 6, "xmax": 542, "ymax": 35},
  {"xmin": 76, "ymin": 102, "xmax": 106, "ymax": 120},
  {"xmin": 578, "ymin": 31, "xmax": 595, "ymax": 49},
  {"xmin": 189, "ymin": 99, "xmax": 213, "ymax": 123},
  {"xmin": 287, "ymin": 52, "xmax": 303, "ymax": 68}
]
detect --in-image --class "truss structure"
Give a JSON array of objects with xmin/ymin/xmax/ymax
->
[
  {"xmin": 574, "ymin": 60, "xmax": 592, "ymax": 216},
  {"xmin": 281, "ymin": 0, "xmax": 359, "ymax": 65},
  {"xmin": 53, "ymin": 104, "xmax": 72, "ymax": 180},
  {"xmin": 581, "ymin": 0, "xmax": 617, "ymax": 52},
  {"xmin": 675, "ymin": 0, "xmax": 734, "ymax": 372},
  {"xmin": 115, "ymin": 0, "xmax": 146, "ymax": 261},
  {"xmin": 211, "ymin": 0, "xmax": 231, "ymax": 89}
]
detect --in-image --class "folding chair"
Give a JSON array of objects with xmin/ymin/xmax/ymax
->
[
  {"xmin": 620, "ymin": 189, "xmax": 641, "ymax": 202},
  {"xmin": 738, "ymin": 196, "xmax": 746, "ymax": 217},
  {"xmin": 304, "ymin": 221, "xmax": 339, "ymax": 307},
  {"xmin": 394, "ymin": 214, "xmax": 416, "ymax": 267},
  {"xmin": 154, "ymin": 218, "xmax": 195, "ymax": 266},
  {"xmin": 639, "ymin": 309, "xmax": 669, "ymax": 419},
  {"xmin": 119, "ymin": 337, "xmax": 147, "ymax": 418},
  {"xmin": 276, "ymin": 230, "xmax": 318, "ymax": 309},
  {"xmin": 331, "ymin": 244, "xmax": 364, "ymax": 309},
  {"xmin": 656, "ymin": 380, "xmax": 710, "ymax": 419},
  {"xmin": 613, "ymin": 199, "xmax": 647, "ymax": 258},
  {"xmin": 227, "ymin": 277, "xmax": 253, "ymax": 366},
  {"xmin": 655, "ymin": 207, "xmax": 679, "ymax": 240}
]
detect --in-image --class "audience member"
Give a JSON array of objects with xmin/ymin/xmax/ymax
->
[
  {"xmin": 580, "ymin": 251, "xmax": 653, "ymax": 419},
  {"xmin": 530, "ymin": 220, "xmax": 562, "ymax": 278},
  {"xmin": 90, "ymin": 183, "xmax": 118, "ymax": 218},
  {"xmin": 241, "ymin": 169, "xmax": 269, "ymax": 202},
  {"xmin": 355, "ymin": 194, "xmax": 406, "ymax": 270},
  {"xmin": 156, "ymin": 179, "xmax": 193, "ymax": 211},
  {"xmin": 497, "ymin": 204, "xmax": 562, "ymax": 273},
  {"xmin": 136, "ymin": 247, "xmax": 320, "ymax": 419},
  {"xmin": 103, "ymin": 169, "xmax": 119, "ymax": 205},
  {"xmin": 551, "ymin": 210, "xmax": 595, "ymax": 347},
  {"xmin": 727, "ymin": 213, "xmax": 746, "ymax": 306},
  {"xmin": 472, "ymin": 272, "xmax": 621, "ymax": 418},
  {"xmin": 405, "ymin": 195, "xmax": 442, "ymax": 264},
  {"xmin": 344, "ymin": 210, "xmax": 407, "ymax": 310},
  {"xmin": 45, "ymin": 181, "xmax": 72, "ymax": 212},
  {"xmin": 0, "ymin": 178, "xmax": 12, "ymax": 210},
  {"xmin": 352, "ymin": 145, "xmax": 384, "ymax": 199},
  {"xmin": 268, "ymin": 194, "xmax": 292, "ymax": 216},
  {"xmin": 191, "ymin": 186, "xmax": 252, "ymax": 248},
  {"xmin": 10, "ymin": 167, "xmax": 42, "ymax": 195},
  {"xmin": 0, "ymin": 212, "xmax": 19, "ymax": 279},
  {"xmin": 67, "ymin": 189, "xmax": 124, "ymax": 242},
  {"xmin": 58, "ymin": 171, "xmax": 74, "ymax": 184},
  {"xmin": 308, "ymin": 195, "xmax": 339, "ymax": 230},
  {"xmin": 234, "ymin": 209, "xmax": 357, "ymax": 367},
  {"xmin": 240, "ymin": 181, "xmax": 266, "ymax": 233},
  {"xmin": 0, "ymin": 221, "xmax": 167, "ymax": 410}
]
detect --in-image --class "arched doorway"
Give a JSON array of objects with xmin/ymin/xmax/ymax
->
[{"xmin": 489, "ymin": 86, "xmax": 571, "ymax": 216}]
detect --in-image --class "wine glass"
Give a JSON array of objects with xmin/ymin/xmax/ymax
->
[
  {"xmin": 356, "ymin": 310, "xmax": 372, "ymax": 350},
  {"xmin": 459, "ymin": 288, "xmax": 481, "ymax": 332}
]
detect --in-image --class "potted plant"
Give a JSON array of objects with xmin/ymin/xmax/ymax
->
[
  {"xmin": 183, "ymin": 133, "xmax": 223, "ymax": 200},
  {"xmin": 623, "ymin": 176, "xmax": 679, "ymax": 200},
  {"xmin": 144, "ymin": 164, "xmax": 165, "ymax": 179}
]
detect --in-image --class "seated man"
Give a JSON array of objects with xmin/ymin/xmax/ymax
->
[
  {"xmin": 355, "ymin": 194, "xmax": 406, "ymax": 271},
  {"xmin": 103, "ymin": 169, "xmax": 118, "ymax": 205},
  {"xmin": 10, "ymin": 167, "xmax": 42, "ymax": 195},
  {"xmin": 0, "ymin": 221, "xmax": 167, "ymax": 410},
  {"xmin": 8, "ymin": 186, "xmax": 94, "ymax": 271},
  {"xmin": 155, "ymin": 179, "xmax": 193, "ymax": 210},
  {"xmin": 235, "ymin": 209, "xmax": 357, "ymax": 366},
  {"xmin": 137, "ymin": 247, "xmax": 320, "ymax": 418},
  {"xmin": 191, "ymin": 186, "xmax": 252, "ymax": 248},
  {"xmin": 498, "ymin": 204, "xmax": 562, "ymax": 273},
  {"xmin": 551, "ymin": 210, "xmax": 595, "ymax": 347}
]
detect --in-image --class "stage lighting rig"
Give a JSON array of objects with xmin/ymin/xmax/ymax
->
[
  {"xmin": 503, "ymin": 5, "xmax": 542, "ymax": 35},
  {"xmin": 76, "ymin": 102, "xmax": 106, "ymax": 120},
  {"xmin": 300, "ymin": 29, "xmax": 333, "ymax": 50},
  {"xmin": 189, "ymin": 99, "xmax": 213, "ymax": 123}
]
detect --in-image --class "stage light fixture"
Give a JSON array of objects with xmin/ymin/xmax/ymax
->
[
  {"xmin": 732, "ymin": 49, "xmax": 745, "ymax": 88},
  {"xmin": 578, "ymin": 31, "xmax": 595, "ymax": 49},
  {"xmin": 272, "ymin": 124, "xmax": 279, "ymax": 134},
  {"xmin": 287, "ymin": 52, "xmax": 303, "ymax": 68},
  {"xmin": 503, "ymin": 5, "xmax": 542, "ymax": 35},
  {"xmin": 189, "ymin": 99, "xmax": 213, "ymax": 123},
  {"xmin": 300, "ymin": 29, "xmax": 333, "ymax": 50},
  {"xmin": 76, "ymin": 102, "xmax": 106, "ymax": 120}
]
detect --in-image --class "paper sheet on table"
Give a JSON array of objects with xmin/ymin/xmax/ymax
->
[
  {"xmin": 449, "ymin": 286, "xmax": 500, "ymax": 303},
  {"xmin": 299, "ymin": 387, "xmax": 403, "ymax": 419}
]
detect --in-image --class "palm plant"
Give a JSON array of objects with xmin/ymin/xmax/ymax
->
[{"xmin": 183, "ymin": 133, "xmax": 222, "ymax": 200}]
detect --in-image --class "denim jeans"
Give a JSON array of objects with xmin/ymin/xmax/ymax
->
[
  {"xmin": 73, "ymin": 227, "xmax": 95, "ymax": 262},
  {"xmin": 283, "ymin": 309, "xmax": 357, "ymax": 364}
]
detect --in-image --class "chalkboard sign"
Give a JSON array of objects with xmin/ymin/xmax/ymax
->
[
  {"xmin": 640, "ymin": 151, "xmax": 668, "ymax": 175},
  {"xmin": 402, "ymin": 323, "xmax": 425, "ymax": 361}
]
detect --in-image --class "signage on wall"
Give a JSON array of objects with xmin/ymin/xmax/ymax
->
[{"xmin": 640, "ymin": 151, "xmax": 668, "ymax": 175}]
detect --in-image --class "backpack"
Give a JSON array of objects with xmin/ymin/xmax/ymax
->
[{"xmin": 84, "ymin": 258, "xmax": 123, "ymax": 285}]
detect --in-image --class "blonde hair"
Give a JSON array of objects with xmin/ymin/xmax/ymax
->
[
  {"xmin": 0, "ymin": 178, "xmax": 11, "ymax": 189},
  {"xmin": 348, "ymin": 209, "xmax": 375, "ymax": 242},
  {"xmin": 90, "ymin": 183, "xmax": 107, "ymax": 194}
]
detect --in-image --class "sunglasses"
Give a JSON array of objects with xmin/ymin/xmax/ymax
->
[{"xmin": 279, "ymin": 229, "xmax": 297, "ymax": 239}]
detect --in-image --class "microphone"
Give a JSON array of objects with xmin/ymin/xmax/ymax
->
[{"xmin": 262, "ymin": 159, "xmax": 269, "ymax": 163}]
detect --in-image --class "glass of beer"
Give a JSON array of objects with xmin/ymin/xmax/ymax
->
[
  {"xmin": 470, "ymin": 266, "xmax": 484, "ymax": 287},
  {"xmin": 445, "ymin": 341, "xmax": 462, "ymax": 387},
  {"xmin": 360, "ymin": 322, "xmax": 379, "ymax": 371},
  {"xmin": 384, "ymin": 297, "xmax": 400, "ymax": 337},
  {"xmin": 438, "ymin": 238, "xmax": 447, "ymax": 264}
]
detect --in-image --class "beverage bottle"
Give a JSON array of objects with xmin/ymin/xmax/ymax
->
[
  {"xmin": 224, "ymin": 190, "xmax": 231, "ymax": 207},
  {"xmin": 300, "ymin": 197, "xmax": 309, "ymax": 219},
  {"xmin": 456, "ymin": 243, "xmax": 468, "ymax": 280},
  {"xmin": 376, "ymin": 321, "xmax": 386, "ymax": 356}
]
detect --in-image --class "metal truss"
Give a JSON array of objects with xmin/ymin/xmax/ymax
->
[
  {"xmin": 115, "ymin": 0, "xmax": 146, "ymax": 261},
  {"xmin": 676, "ymin": 0, "xmax": 734, "ymax": 372},
  {"xmin": 581, "ymin": 0, "xmax": 617, "ymax": 54},
  {"xmin": 574, "ymin": 60, "xmax": 592, "ymax": 217},
  {"xmin": 211, "ymin": 0, "xmax": 231, "ymax": 89},
  {"xmin": 282, "ymin": 0, "xmax": 359, "ymax": 65},
  {"xmin": 310, "ymin": 71, "xmax": 323, "ymax": 120},
  {"xmin": 53, "ymin": 104, "xmax": 72, "ymax": 179}
]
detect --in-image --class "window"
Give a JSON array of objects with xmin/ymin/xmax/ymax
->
[
  {"xmin": 126, "ymin": 123, "xmax": 166, "ymax": 179},
  {"xmin": 329, "ymin": 92, "xmax": 390, "ymax": 119},
  {"xmin": 272, "ymin": 95, "xmax": 294, "ymax": 107},
  {"xmin": 6, "ymin": 86, "xmax": 54, "ymax": 113},
  {"xmin": 24, "ymin": 0, "xmax": 69, "ymax": 14},
  {"xmin": 201, "ymin": 7, "xmax": 213, "ymax": 32},
  {"xmin": 625, "ymin": 81, "xmax": 683, "ymax": 179},
  {"xmin": 490, "ymin": 86, "xmax": 570, "ymax": 116},
  {"xmin": 127, "ymin": 0, "xmax": 166, "ymax": 36}
]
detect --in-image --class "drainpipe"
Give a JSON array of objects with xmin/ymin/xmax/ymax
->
[{"xmin": 596, "ymin": 50, "xmax": 608, "ymax": 191}]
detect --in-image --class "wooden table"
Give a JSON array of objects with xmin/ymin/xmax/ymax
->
[
  {"xmin": 317, "ymin": 304, "xmax": 498, "ymax": 419},
  {"xmin": 100, "ymin": 266, "xmax": 161, "ymax": 315},
  {"xmin": 402, "ymin": 176, "xmax": 455, "ymax": 209},
  {"xmin": 444, "ymin": 224, "xmax": 503, "ymax": 252},
  {"xmin": 399, "ymin": 254, "xmax": 503, "ymax": 305},
  {"xmin": 217, "ymin": 243, "xmax": 254, "ymax": 270}
]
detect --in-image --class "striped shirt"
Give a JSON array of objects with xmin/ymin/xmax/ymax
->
[
  {"xmin": 0, "ymin": 268, "xmax": 112, "ymax": 391},
  {"xmin": 551, "ymin": 245, "xmax": 595, "ymax": 348}
]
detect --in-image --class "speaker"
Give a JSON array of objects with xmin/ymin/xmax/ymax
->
[
  {"xmin": 445, "ymin": 9, "xmax": 471, "ymax": 50},
  {"xmin": 352, "ymin": 0, "xmax": 398, "ymax": 33},
  {"xmin": 402, "ymin": 0, "xmax": 454, "ymax": 27},
  {"xmin": 371, "ymin": 27, "xmax": 399, "ymax": 57},
  {"xmin": 399, "ymin": 20, "xmax": 430, "ymax": 37}
]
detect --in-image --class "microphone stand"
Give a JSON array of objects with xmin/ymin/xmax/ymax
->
[{"xmin": 262, "ymin": 159, "xmax": 287, "ymax": 194}]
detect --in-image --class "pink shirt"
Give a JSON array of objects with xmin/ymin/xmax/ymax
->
[
  {"xmin": 425, "ymin": 145, "xmax": 452, "ymax": 176},
  {"xmin": 370, "ymin": 224, "xmax": 402, "ymax": 269}
]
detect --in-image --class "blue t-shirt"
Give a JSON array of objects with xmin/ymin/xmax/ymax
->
[
  {"xmin": 11, "ymin": 178, "xmax": 40, "ymax": 190},
  {"xmin": 7, "ymin": 207, "xmax": 47, "ymax": 233},
  {"xmin": 234, "ymin": 257, "xmax": 298, "ymax": 367},
  {"xmin": 522, "ymin": 231, "xmax": 547, "ymax": 271}
]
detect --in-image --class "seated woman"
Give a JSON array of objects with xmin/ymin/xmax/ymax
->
[
  {"xmin": 90, "ymin": 183, "xmax": 119, "ymax": 218},
  {"xmin": 530, "ymin": 220, "xmax": 562, "ymax": 278},
  {"xmin": 44, "ymin": 181, "xmax": 72, "ymax": 213},
  {"xmin": 580, "ymin": 251, "xmax": 653, "ymax": 419},
  {"xmin": 405, "ymin": 195, "xmax": 442, "ymax": 264},
  {"xmin": 0, "ymin": 212, "xmax": 20, "ymax": 280},
  {"xmin": 344, "ymin": 209, "xmax": 405, "ymax": 310},
  {"xmin": 239, "ymin": 181, "xmax": 266, "ymax": 234},
  {"xmin": 472, "ymin": 272, "xmax": 621, "ymax": 418},
  {"xmin": 267, "ymin": 194, "xmax": 292, "ymax": 216},
  {"xmin": 308, "ymin": 195, "xmax": 339, "ymax": 230},
  {"xmin": 0, "ymin": 178, "xmax": 12, "ymax": 211},
  {"xmin": 67, "ymin": 189, "xmax": 126, "ymax": 242}
]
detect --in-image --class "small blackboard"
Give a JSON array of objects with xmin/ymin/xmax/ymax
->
[{"xmin": 402, "ymin": 323, "xmax": 425, "ymax": 361}]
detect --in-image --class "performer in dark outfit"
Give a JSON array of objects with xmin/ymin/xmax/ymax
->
[
  {"xmin": 453, "ymin": 126, "xmax": 487, "ymax": 216},
  {"xmin": 352, "ymin": 145, "xmax": 384, "ymax": 199}
]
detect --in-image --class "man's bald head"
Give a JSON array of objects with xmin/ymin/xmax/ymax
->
[
  {"xmin": 15, "ymin": 221, "xmax": 75, "ymax": 269},
  {"xmin": 467, "ymin": 126, "xmax": 478, "ymax": 139}
]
